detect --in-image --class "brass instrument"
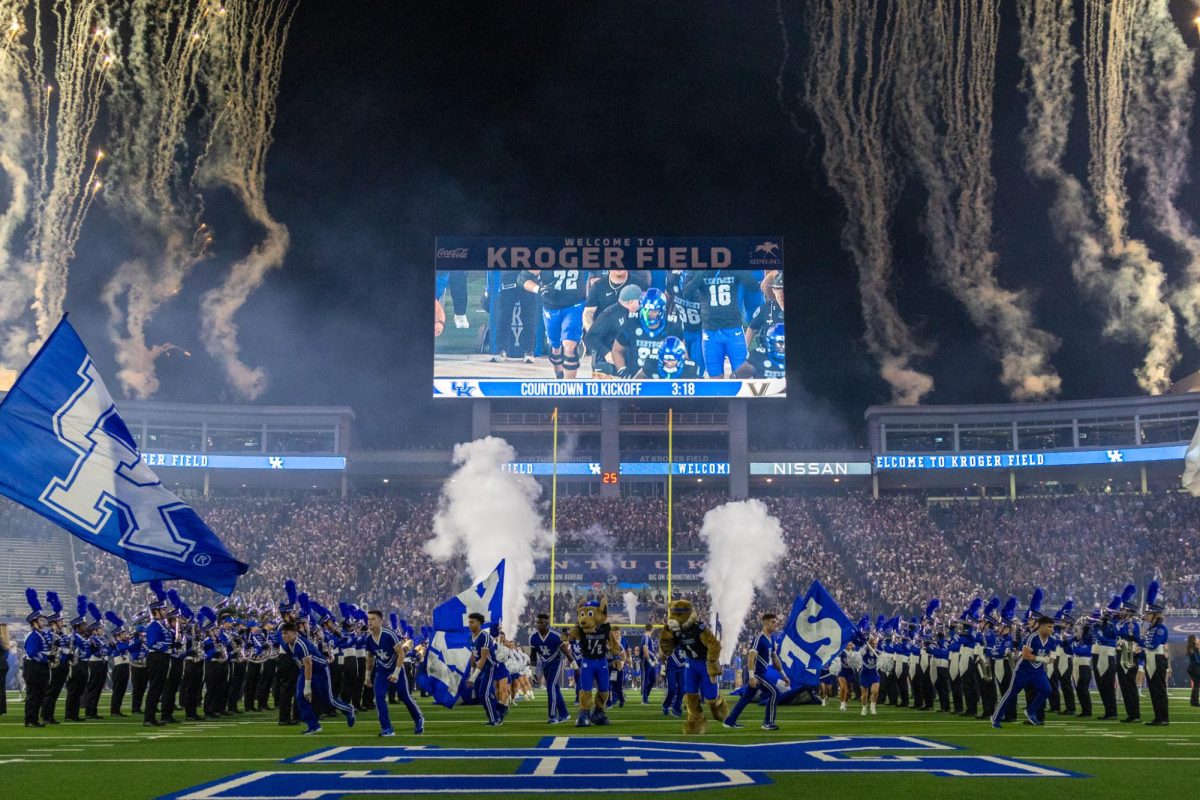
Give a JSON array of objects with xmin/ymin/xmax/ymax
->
[
  {"xmin": 1117, "ymin": 638, "xmax": 1136, "ymax": 671},
  {"xmin": 977, "ymin": 654, "xmax": 994, "ymax": 680}
]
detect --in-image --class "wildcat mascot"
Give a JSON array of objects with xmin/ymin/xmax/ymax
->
[
  {"xmin": 659, "ymin": 599, "xmax": 728, "ymax": 734},
  {"xmin": 567, "ymin": 597, "xmax": 622, "ymax": 726}
]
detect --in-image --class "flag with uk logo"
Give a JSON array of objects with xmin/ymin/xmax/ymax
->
[
  {"xmin": 419, "ymin": 561, "xmax": 505, "ymax": 708},
  {"xmin": 777, "ymin": 580, "xmax": 856, "ymax": 687},
  {"xmin": 0, "ymin": 317, "xmax": 248, "ymax": 594}
]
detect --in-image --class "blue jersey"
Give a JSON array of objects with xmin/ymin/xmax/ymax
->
[
  {"xmin": 640, "ymin": 633, "xmax": 658, "ymax": 663},
  {"xmin": 364, "ymin": 623, "xmax": 403, "ymax": 671},
  {"xmin": 1018, "ymin": 632, "xmax": 1056, "ymax": 675},
  {"xmin": 286, "ymin": 635, "xmax": 327, "ymax": 667},
  {"xmin": 530, "ymin": 629, "xmax": 564, "ymax": 664},
  {"xmin": 472, "ymin": 631, "xmax": 497, "ymax": 667},
  {"xmin": 364, "ymin": 628, "xmax": 402, "ymax": 671},
  {"xmin": 748, "ymin": 632, "xmax": 774, "ymax": 677}
]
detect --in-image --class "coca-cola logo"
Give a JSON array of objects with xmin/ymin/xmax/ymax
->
[{"xmin": 437, "ymin": 247, "xmax": 469, "ymax": 259}]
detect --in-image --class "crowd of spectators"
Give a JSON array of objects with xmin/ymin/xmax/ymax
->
[{"xmin": 2, "ymin": 488, "xmax": 1196, "ymax": 634}]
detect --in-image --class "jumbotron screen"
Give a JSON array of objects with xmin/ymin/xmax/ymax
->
[{"xmin": 433, "ymin": 236, "xmax": 786, "ymax": 399}]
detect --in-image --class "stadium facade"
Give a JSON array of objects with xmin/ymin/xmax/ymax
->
[{"xmin": 17, "ymin": 392, "xmax": 1192, "ymax": 499}]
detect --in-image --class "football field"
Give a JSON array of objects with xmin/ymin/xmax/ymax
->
[{"xmin": 2, "ymin": 689, "xmax": 1197, "ymax": 799}]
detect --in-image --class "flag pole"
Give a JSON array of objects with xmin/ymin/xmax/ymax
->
[
  {"xmin": 667, "ymin": 407, "xmax": 674, "ymax": 602},
  {"xmin": 550, "ymin": 407, "xmax": 559, "ymax": 625}
]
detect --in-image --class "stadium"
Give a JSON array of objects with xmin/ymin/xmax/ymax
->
[{"xmin": 3, "ymin": 2, "xmax": 1200, "ymax": 800}]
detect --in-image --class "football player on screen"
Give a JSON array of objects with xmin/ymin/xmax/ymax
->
[
  {"xmin": 522, "ymin": 268, "xmax": 590, "ymax": 378},
  {"xmin": 609, "ymin": 288, "xmax": 683, "ymax": 378},
  {"xmin": 636, "ymin": 336, "xmax": 700, "ymax": 379},
  {"xmin": 681, "ymin": 269, "xmax": 761, "ymax": 377},
  {"xmin": 665, "ymin": 270, "xmax": 705, "ymax": 376},
  {"xmin": 734, "ymin": 321, "xmax": 785, "ymax": 380}
]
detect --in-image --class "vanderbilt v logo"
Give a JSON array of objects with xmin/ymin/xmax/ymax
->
[{"xmin": 747, "ymin": 382, "xmax": 770, "ymax": 396}]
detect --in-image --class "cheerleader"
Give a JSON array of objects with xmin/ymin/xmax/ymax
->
[
  {"xmin": 502, "ymin": 637, "xmax": 534, "ymax": 702},
  {"xmin": 837, "ymin": 643, "xmax": 857, "ymax": 711},
  {"xmin": 859, "ymin": 634, "xmax": 881, "ymax": 715},
  {"xmin": 490, "ymin": 626, "xmax": 513, "ymax": 719}
]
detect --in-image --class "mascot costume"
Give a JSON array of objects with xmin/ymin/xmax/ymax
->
[
  {"xmin": 568, "ymin": 597, "xmax": 622, "ymax": 726},
  {"xmin": 659, "ymin": 599, "xmax": 728, "ymax": 734}
]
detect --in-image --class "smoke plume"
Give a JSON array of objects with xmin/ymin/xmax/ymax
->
[
  {"xmin": 794, "ymin": 0, "xmax": 934, "ymax": 404},
  {"xmin": 426, "ymin": 437, "xmax": 555, "ymax": 637},
  {"xmin": 196, "ymin": 0, "xmax": 295, "ymax": 399},
  {"xmin": 895, "ymin": 0, "xmax": 1061, "ymax": 399},
  {"xmin": 623, "ymin": 589, "xmax": 638, "ymax": 625},
  {"xmin": 699, "ymin": 499, "xmax": 784, "ymax": 663}
]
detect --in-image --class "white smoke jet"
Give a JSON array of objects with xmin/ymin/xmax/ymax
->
[
  {"xmin": 793, "ymin": 0, "xmax": 934, "ymax": 404},
  {"xmin": 426, "ymin": 437, "xmax": 555, "ymax": 637},
  {"xmin": 894, "ymin": 0, "xmax": 1061, "ymax": 400},
  {"xmin": 623, "ymin": 590, "xmax": 638, "ymax": 625},
  {"xmin": 699, "ymin": 499, "xmax": 785, "ymax": 663}
]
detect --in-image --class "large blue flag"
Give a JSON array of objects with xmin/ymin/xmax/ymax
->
[
  {"xmin": 0, "ymin": 318, "xmax": 248, "ymax": 594},
  {"xmin": 777, "ymin": 580, "xmax": 856, "ymax": 687},
  {"xmin": 420, "ymin": 560, "xmax": 505, "ymax": 708}
]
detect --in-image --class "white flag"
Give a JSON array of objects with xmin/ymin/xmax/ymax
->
[{"xmin": 1183, "ymin": 419, "xmax": 1200, "ymax": 495}]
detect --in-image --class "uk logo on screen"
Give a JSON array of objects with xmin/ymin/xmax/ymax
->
[{"xmin": 164, "ymin": 736, "xmax": 1078, "ymax": 798}]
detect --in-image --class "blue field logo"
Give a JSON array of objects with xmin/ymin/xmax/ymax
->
[{"xmin": 164, "ymin": 735, "xmax": 1077, "ymax": 798}]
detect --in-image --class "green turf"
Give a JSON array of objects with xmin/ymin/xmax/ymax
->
[{"xmin": 2, "ymin": 689, "xmax": 1197, "ymax": 799}]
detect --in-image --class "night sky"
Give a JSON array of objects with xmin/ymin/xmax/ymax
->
[{"xmin": 61, "ymin": 1, "xmax": 1200, "ymax": 447}]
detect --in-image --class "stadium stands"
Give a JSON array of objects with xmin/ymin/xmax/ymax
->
[{"xmin": 4, "ymin": 489, "xmax": 1188, "ymax": 630}]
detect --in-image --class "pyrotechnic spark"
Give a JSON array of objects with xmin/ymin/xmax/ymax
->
[
  {"xmin": 792, "ymin": 0, "xmax": 934, "ymax": 404},
  {"xmin": 102, "ymin": 0, "xmax": 226, "ymax": 399},
  {"xmin": 0, "ymin": 0, "xmax": 115, "ymax": 367},
  {"xmin": 1081, "ymin": 0, "xmax": 1179, "ymax": 392},
  {"xmin": 196, "ymin": 0, "xmax": 296, "ymax": 400},
  {"xmin": 895, "ymin": 0, "xmax": 1061, "ymax": 400}
]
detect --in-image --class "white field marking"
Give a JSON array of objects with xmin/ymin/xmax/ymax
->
[
  {"xmin": 532, "ymin": 756, "xmax": 560, "ymax": 775},
  {"xmin": 172, "ymin": 771, "xmax": 274, "ymax": 800}
]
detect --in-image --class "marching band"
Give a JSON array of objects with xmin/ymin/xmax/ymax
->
[{"xmin": 6, "ymin": 579, "xmax": 1185, "ymax": 731}]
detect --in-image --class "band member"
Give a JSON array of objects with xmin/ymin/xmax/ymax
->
[
  {"xmin": 1142, "ymin": 582, "xmax": 1170, "ymax": 726},
  {"xmin": 22, "ymin": 589, "xmax": 50, "ymax": 728},
  {"xmin": 1115, "ymin": 584, "xmax": 1141, "ymax": 723},
  {"xmin": 1073, "ymin": 611, "xmax": 1096, "ymax": 718},
  {"xmin": 41, "ymin": 591, "xmax": 70, "ymax": 724},
  {"xmin": 1093, "ymin": 594, "xmax": 1122, "ymax": 720},
  {"xmin": 106, "ymin": 612, "xmax": 131, "ymax": 716},
  {"xmin": 143, "ymin": 582, "xmax": 173, "ymax": 727}
]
